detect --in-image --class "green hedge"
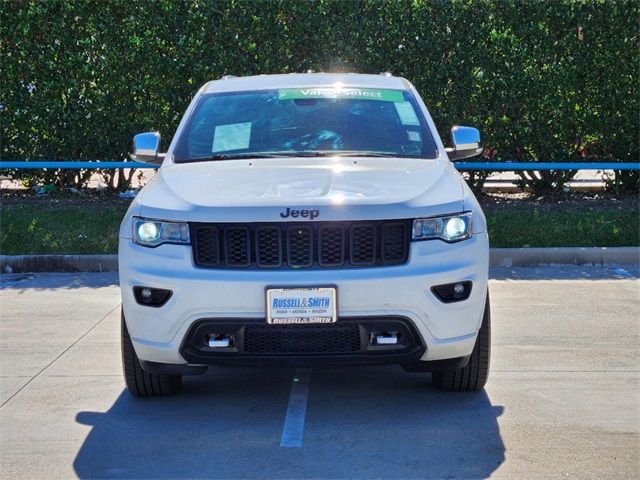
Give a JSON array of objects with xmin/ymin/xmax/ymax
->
[{"xmin": 1, "ymin": 0, "xmax": 638, "ymax": 192}]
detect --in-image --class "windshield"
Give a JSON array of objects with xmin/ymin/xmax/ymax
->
[{"xmin": 173, "ymin": 88, "xmax": 438, "ymax": 162}]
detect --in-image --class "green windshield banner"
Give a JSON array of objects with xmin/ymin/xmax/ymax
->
[{"xmin": 279, "ymin": 88, "xmax": 404, "ymax": 102}]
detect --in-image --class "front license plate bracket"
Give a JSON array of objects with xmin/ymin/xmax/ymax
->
[{"xmin": 266, "ymin": 287, "xmax": 337, "ymax": 324}]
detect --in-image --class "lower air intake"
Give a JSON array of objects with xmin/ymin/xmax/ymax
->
[{"xmin": 244, "ymin": 323, "xmax": 361, "ymax": 354}]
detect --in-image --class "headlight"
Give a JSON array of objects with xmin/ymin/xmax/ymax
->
[
  {"xmin": 412, "ymin": 212, "xmax": 473, "ymax": 242},
  {"xmin": 133, "ymin": 218, "xmax": 190, "ymax": 247}
]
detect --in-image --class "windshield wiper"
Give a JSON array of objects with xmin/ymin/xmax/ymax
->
[
  {"xmin": 262, "ymin": 150, "xmax": 407, "ymax": 158},
  {"xmin": 331, "ymin": 151, "xmax": 399, "ymax": 157},
  {"xmin": 179, "ymin": 152, "xmax": 327, "ymax": 162},
  {"xmin": 179, "ymin": 150, "xmax": 411, "ymax": 163},
  {"xmin": 178, "ymin": 153, "xmax": 290, "ymax": 162}
]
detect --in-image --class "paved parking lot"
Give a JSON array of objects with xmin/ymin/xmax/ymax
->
[{"xmin": 1, "ymin": 266, "xmax": 638, "ymax": 479}]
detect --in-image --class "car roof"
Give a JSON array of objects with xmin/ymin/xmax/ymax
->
[{"xmin": 202, "ymin": 73, "xmax": 410, "ymax": 94}]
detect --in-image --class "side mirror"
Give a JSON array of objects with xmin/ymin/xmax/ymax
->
[
  {"xmin": 131, "ymin": 131, "xmax": 164, "ymax": 164},
  {"xmin": 446, "ymin": 126, "xmax": 483, "ymax": 161}
]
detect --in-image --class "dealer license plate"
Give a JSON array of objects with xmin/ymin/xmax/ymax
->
[{"xmin": 266, "ymin": 287, "xmax": 337, "ymax": 324}]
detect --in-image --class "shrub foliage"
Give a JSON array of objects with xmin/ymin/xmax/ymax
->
[{"xmin": 1, "ymin": 0, "xmax": 638, "ymax": 191}]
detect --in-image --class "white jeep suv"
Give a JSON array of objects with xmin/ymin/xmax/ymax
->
[{"xmin": 119, "ymin": 73, "xmax": 490, "ymax": 396}]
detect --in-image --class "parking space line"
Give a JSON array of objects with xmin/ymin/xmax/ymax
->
[{"xmin": 280, "ymin": 368, "xmax": 311, "ymax": 448}]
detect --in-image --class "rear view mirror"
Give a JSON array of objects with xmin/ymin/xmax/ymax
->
[
  {"xmin": 131, "ymin": 131, "xmax": 164, "ymax": 164},
  {"xmin": 446, "ymin": 126, "xmax": 482, "ymax": 161}
]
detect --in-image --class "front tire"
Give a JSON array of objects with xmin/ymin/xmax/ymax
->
[
  {"xmin": 432, "ymin": 293, "xmax": 491, "ymax": 392},
  {"xmin": 121, "ymin": 310, "xmax": 182, "ymax": 396}
]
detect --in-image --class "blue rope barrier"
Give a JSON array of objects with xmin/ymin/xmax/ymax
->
[
  {"xmin": 454, "ymin": 162, "xmax": 640, "ymax": 171},
  {"xmin": 0, "ymin": 161, "xmax": 152, "ymax": 169},
  {"xmin": 0, "ymin": 160, "xmax": 638, "ymax": 171}
]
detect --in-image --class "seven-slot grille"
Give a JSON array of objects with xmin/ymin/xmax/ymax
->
[{"xmin": 191, "ymin": 220, "xmax": 411, "ymax": 269}]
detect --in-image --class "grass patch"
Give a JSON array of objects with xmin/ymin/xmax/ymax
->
[
  {"xmin": 1, "ymin": 202, "xmax": 638, "ymax": 254},
  {"xmin": 487, "ymin": 208, "xmax": 639, "ymax": 248},
  {"xmin": 1, "ymin": 205, "xmax": 127, "ymax": 254}
]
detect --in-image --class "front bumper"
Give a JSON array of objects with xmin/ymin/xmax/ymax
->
[
  {"xmin": 119, "ymin": 231, "xmax": 489, "ymax": 366},
  {"xmin": 179, "ymin": 316, "xmax": 425, "ymax": 367}
]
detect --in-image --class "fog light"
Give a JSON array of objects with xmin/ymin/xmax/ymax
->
[
  {"xmin": 208, "ymin": 334, "xmax": 233, "ymax": 348},
  {"xmin": 431, "ymin": 281, "xmax": 472, "ymax": 303},
  {"xmin": 133, "ymin": 286, "xmax": 172, "ymax": 307},
  {"xmin": 375, "ymin": 333, "xmax": 398, "ymax": 345}
]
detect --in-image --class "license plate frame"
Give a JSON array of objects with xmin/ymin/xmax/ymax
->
[{"xmin": 265, "ymin": 286, "xmax": 338, "ymax": 325}]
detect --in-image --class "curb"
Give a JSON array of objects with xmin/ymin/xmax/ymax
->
[
  {"xmin": 490, "ymin": 247, "xmax": 640, "ymax": 267},
  {"xmin": 0, "ymin": 254, "xmax": 118, "ymax": 273},
  {"xmin": 1, "ymin": 247, "xmax": 639, "ymax": 273}
]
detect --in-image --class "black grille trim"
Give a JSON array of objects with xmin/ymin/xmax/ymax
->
[
  {"xmin": 255, "ymin": 226, "xmax": 282, "ymax": 267},
  {"xmin": 224, "ymin": 226, "xmax": 251, "ymax": 267},
  {"xmin": 244, "ymin": 323, "xmax": 361, "ymax": 354},
  {"xmin": 191, "ymin": 220, "xmax": 411, "ymax": 269},
  {"xmin": 318, "ymin": 225, "xmax": 346, "ymax": 267},
  {"xmin": 193, "ymin": 225, "xmax": 221, "ymax": 267},
  {"xmin": 381, "ymin": 222, "xmax": 409, "ymax": 264},
  {"xmin": 350, "ymin": 224, "xmax": 377, "ymax": 266},
  {"xmin": 286, "ymin": 226, "xmax": 313, "ymax": 268}
]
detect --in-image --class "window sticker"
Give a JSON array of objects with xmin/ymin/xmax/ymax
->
[
  {"xmin": 407, "ymin": 130, "xmax": 421, "ymax": 142},
  {"xmin": 212, "ymin": 122, "xmax": 252, "ymax": 152},
  {"xmin": 279, "ymin": 88, "xmax": 404, "ymax": 102},
  {"xmin": 394, "ymin": 101, "xmax": 420, "ymax": 126}
]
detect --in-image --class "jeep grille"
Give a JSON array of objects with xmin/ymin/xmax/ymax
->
[{"xmin": 191, "ymin": 220, "xmax": 411, "ymax": 269}]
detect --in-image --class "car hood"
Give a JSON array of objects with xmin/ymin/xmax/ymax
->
[{"xmin": 138, "ymin": 157, "xmax": 465, "ymax": 222}]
